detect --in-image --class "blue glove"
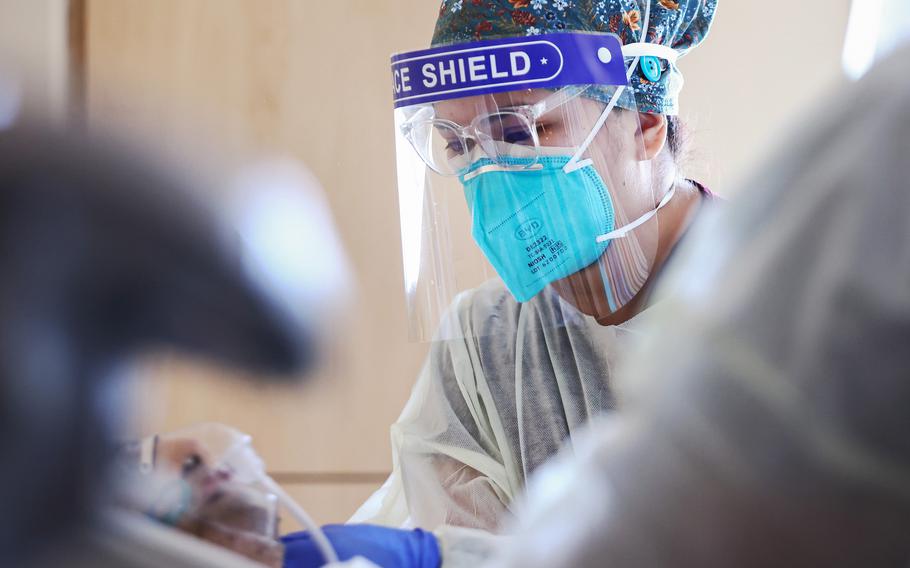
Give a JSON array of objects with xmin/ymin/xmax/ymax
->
[{"xmin": 282, "ymin": 524, "xmax": 441, "ymax": 568}]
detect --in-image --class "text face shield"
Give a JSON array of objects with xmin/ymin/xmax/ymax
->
[{"xmin": 393, "ymin": 33, "xmax": 662, "ymax": 341}]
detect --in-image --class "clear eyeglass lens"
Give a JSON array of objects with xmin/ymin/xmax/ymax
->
[
  {"xmin": 477, "ymin": 111, "xmax": 536, "ymax": 146},
  {"xmin": 403, "ymin": 121, "xmax": 432, "ymax": 164},
  {"xmin": 475, "ymin": 111, "xmax": 539, "ymax": 168}
]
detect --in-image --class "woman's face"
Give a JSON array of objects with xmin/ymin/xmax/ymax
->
[{"xmin": 434, "ymin": 88, "xmax": 661, "ymax": 320}]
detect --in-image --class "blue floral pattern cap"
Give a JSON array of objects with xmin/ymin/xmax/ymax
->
[{"xmin": 431, "ymin": 0, "xmax": 718, "ymax": 115}]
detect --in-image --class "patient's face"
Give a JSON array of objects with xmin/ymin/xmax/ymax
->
[
  {"xmin": 154, "ymin": 438, "xmax": 231, "ymax": 502},
  {"xmin": 147, "ymin": 436, "xmax": 284, "ymax": 567}
]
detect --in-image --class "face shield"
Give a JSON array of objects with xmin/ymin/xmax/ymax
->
[
  {"xmin": 392, "ymin": 33, "xmax": 673, "ymax": 341},
  {"xmin": 119, "ymin": 423, "xmax": 338, "ymax": 565}
]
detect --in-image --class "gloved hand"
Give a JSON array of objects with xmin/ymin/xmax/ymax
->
[{"xmin": 282, "ymin": 524, "xmax": 441, "ymax": 568}]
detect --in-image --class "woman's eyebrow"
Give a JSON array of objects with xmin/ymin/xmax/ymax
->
[{"xmin": 492, "ymin": 96, "xmax": 538, "ymax": 108}]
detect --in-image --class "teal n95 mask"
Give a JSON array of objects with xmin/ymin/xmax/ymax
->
[
  {"xmin": 461, "ymin": 148, "xmax": 613, "ymax": 303},
  {"xmin": 461, "ymin": 143, "xmax": 675, "ymax": 304}
]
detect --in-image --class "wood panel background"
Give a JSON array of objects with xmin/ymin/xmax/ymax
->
[{"xmin": 82, "ymin": 0, "xmax": 438, "ymax": 525}]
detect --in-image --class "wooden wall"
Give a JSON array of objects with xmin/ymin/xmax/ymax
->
[{"xmin": 82, "ymin": 0, "xmax": 437, "ymax": 526}]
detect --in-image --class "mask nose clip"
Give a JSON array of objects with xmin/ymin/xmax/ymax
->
[{"xmin": 462, "ymin": 162, "xmax": 544, "ymax": 182}]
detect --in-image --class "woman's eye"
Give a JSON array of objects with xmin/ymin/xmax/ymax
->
[
  {"xmin": 503, "ymin": 127, "xmax": 534, "ymax": 144},
  {"xmin": 445, "ymin": 139, "xmax": 465, "ymax": 153},
  {"xmin": 181, "ymin": 453, "xmax": 203, "ymax": 476}
]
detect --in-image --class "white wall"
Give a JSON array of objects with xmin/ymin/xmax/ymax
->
[
  {"xmin": 0, "ymin": 0, "xmax": 71, "ymax": 123},
  {"xmin": 680, "ymin": 1, "xmax": 851, "ymax": 193}
]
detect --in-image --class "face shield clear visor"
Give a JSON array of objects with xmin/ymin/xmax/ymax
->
[{"xmin": 392, "ymin": 33, "xmax": 670, "ymax": 341}]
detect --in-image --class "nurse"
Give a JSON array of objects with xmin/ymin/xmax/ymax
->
[{"xmin": 353, "ymin": 0, "xmax": 719, "ymax": 532}]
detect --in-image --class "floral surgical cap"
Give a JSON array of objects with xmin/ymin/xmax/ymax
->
[{"xmin": 431, "ymin": 0, "xmax": 719, "ymax": 115}]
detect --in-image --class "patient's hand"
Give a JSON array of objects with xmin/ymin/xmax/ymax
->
[{"xmin": 185, "ymin": 517, "xmax": 285, "ymax": 568}]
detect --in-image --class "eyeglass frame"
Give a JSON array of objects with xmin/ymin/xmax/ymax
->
[{"xmin": 399, "ymin": 86, "xmax": 589, "ymax": 176}]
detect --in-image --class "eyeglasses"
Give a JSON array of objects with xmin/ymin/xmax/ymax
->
[{"xmin": 400, "ymin": 87, "xmax": 586, "ymax": 177}]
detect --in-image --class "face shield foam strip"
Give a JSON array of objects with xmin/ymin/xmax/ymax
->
[{"xmin": 621, "ymin": 42, "xmax": 679, "ymax": 65}]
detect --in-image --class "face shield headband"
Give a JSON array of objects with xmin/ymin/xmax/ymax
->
[{"xmin": 391, "ymin": 24, "xmax": 678, "ymax": 176}]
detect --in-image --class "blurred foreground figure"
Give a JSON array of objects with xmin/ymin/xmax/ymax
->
[
  {"xmin": 488, "ymin": 44, "xmax": 910, "ymax": 568},
  {"xmin": 0, "ymin": 121, "xmax": 322, "ymax": 567}
]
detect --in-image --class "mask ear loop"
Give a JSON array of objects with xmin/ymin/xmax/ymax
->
[{"xmin": 596, "ymin": 183, "xmax": 676, "ymax": 243}]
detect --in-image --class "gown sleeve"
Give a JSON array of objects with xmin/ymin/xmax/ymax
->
[{"xmin": 350, "ymin": 285, "xmax": 519, "ymax": 532}]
